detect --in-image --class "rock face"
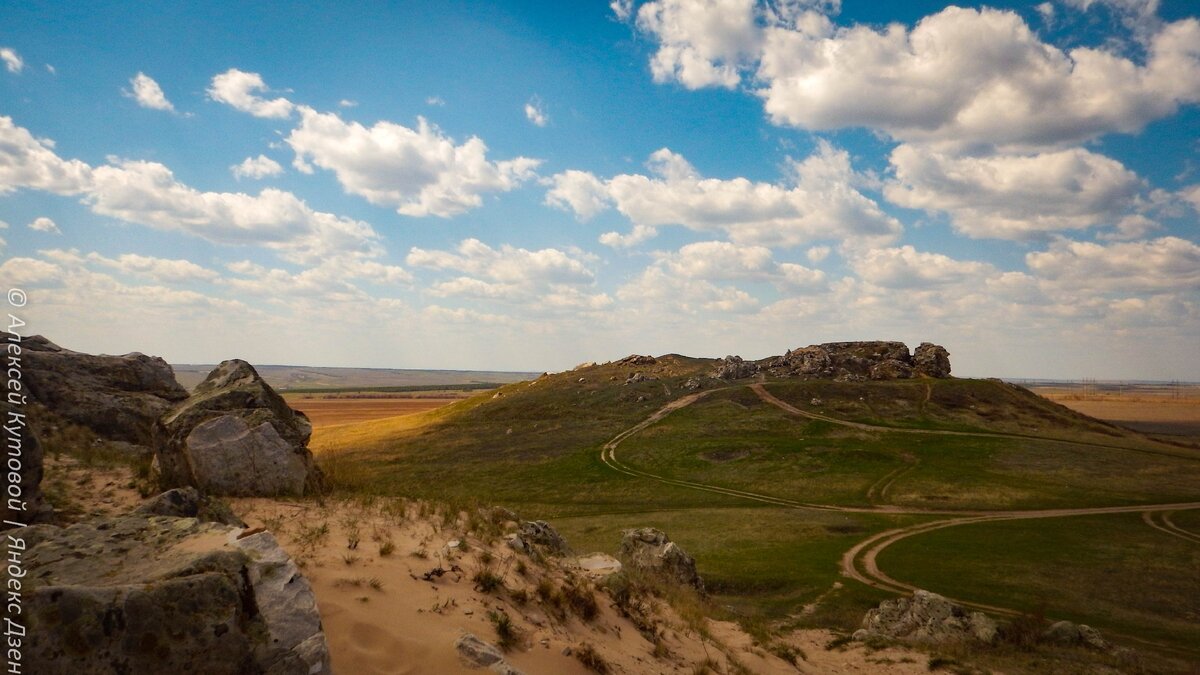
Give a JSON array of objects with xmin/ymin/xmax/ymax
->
[
  {"xmin": 507, "ymin": 520, "xmax": 571, "ymax": 556},
  {"xmin": 454, "ymin": 634, "xmax": 524, "ymax": 674},
  {"xmin": 617, "ymin": 354, "xmax": 657, "ymax": 366},
  {"xmin": 155, "ymin": 360, "xmax": 324, "ymax": 497},
  {"xmin": 913, "ymin": 342, "xmax": 952, "ymax": 378},
  {"xmin": 766, "ymin": 341, "xmax": 952, "ymax": 381},
  {"xmin": 0, "ymin": 400, "xmax": 51, "ymax": 527},
  {"xmin": 6, "ymin": 333, "xmax": 188, "ymax": 451},
  {"xmin": 1043, "ymin": 621, "xmax": 1112, "ymax": 651},
  {"xmin": 133, "ymin": 487, "xmax": 246, "ymax": 527},
  {"xmin": 856, "ymin": 590, "xmax": 997, "ymax": 645},
  {"xmin": 714, "ymin": 355, "xmax": 758, "ymax": 380},
  {"xmin": 619, "ymin": 528, "xmax": 703, "ymax": 591},
  {"xmin": 21, "ymin": 515, "xmax": 330, "ymax": 674}
]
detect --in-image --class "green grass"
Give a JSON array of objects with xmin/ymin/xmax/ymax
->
[{"xmin": 877, "ymin": 513, "xmax": 1200, "ymax": 654}]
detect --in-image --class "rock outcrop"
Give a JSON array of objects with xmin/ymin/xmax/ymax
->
[
  {"xmin": 6, "ymin": 333, "xmax": 188, "ymax": 452},
  {"xmin": 617, "ymin": 354, "xmax": 657, "ymax": 366},
  {"xmin": 133, "ymin": 487, "xmax": 246, "ymax": 527},
  {"xmin": 913, "ymin": 342, "xmax": 952, "ymax": 378},
  {"xmin": 454, "ymin": 634, "xmax": 524, "ymax": 674},
  {"xmin": 21, "ymin": 515, "xmax": 330, "ymax": 674},
  {"xmin": 714, "ymin": 355, "xmax": 758, "ymax": 380},
  {"xmin": 766, "ymin": 341, "xmax": 952, "ymax": 381},
  {"xmin": 155, "ymin": 360, "xmax": 324, "ymax": 497},
  {"xmin": 507, "ymin": 520, "xmax": 571, "ymax": 557},
  {"xmin": 1042, "ymin": 621, "xmax": 1112, "ymax": 651},
  {"xmin": 0, "ymin": 399, "xmax": 51, "ymax": 527},
  {"xmin": 619, "ymin": 528, "xmax": 703, "ymax": 591},
  {"xmin": 855, "ymin": 590, "xmax": 997, "ymax": 645}
]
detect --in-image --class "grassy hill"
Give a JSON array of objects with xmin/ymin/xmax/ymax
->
[{"xmin": 311, "ymin": 354, "xmax": 1200, "ymax": 668}]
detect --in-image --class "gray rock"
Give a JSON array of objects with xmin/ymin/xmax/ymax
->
[
  {"xmin": 455, "ymin": 633, "xmax": 505, "ymax": 667},
  {"xmin": 4, "ymin": 332, "xmax": 187, "ymax": 447},
  {"xmin": 683, "ymin": 377, "xmax": 702, "ymax": 391},
  {"xmin": 869, "ymin": 359, "xmax": 914, "ymax": 380},
  {"xmin": 155, "ymin": 360, "xmax": 324, "ymax": 497},
  {"xmin": 619, "ymin": 527, "xmax": 703, "ymax": 591},
  {"xmin": 913, "ymin": 343, "xmax": 952, "ymax": 378},
  {"xmin": 714, "ymin": 355, "xmax": 758, "ymax": 380},
  {"xmin": 1043, "ymin": 621, "xmax": 1111, "ymax": 651},
  {"xmin": 21, "ymin": 515, "xmax": 330, "ymax": 674},
  {"xmin": 858, "ymin": 590, "xmax": 997, "ymax": 645},
  {"xmin": 133, "ymin": 487, "xmax": 246, "ymax": 527},
  {"xmin": 0, "ymin": 399, "xmax": 51, "ymax": 527},
  {"xmin": 617, "ymin": 354, "xmax": 657, "ymax": 366},
  {"xmin": 508, "ymin": 520, "xmax": 570, "ymax": 556}
]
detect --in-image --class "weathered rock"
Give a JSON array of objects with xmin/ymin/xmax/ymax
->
[
  {"xmin": 858, "ymin": 590, "xmax": 997, "ymax": 645},
  {"xmin": 714, "ymin": 355, "xmax": 758, "ymax": 380},
  {"xmin": 618, "ymin": 354, "xmax": 657, "ymax": 366},
  {"xmin": 21, "ymin": 515, "xmax": 330, "ymax": 674},
  {"xmin": 507, "ymin": 520, "xmax": 570, "ymax": 556},
  {"xmin": 619, "ymin": 528, "xmax": 703, "ymax": 591},
  {"xmin": 625, "ymin": 372, "xmax": 649, "ymax": 385},
  {"xmin": 773, "ymin": 346, "xmax": 833, "ymax": 377},
  {"xmin": 133, "ymin": 487, "xmax": 246, "ymax": 527},
  {"xmin": 913, "ymin": 343, "xmax": 952, "ymax": 378},
  {"xmin": 1043, "ymin": 621, "xmax": 1111, "ymax": 651},
  {"xmin": 5, "ymin": 332, "xmax": 188, "ymax": 449},
  {"xmin": 869, "ymin": 359, "xmax": 914, "ymax": 380},
  {"xmin": 455, "ymin": 633, "xmax": 525, "ymax": 673},
  {"xmin": 155, "ymin": 360, "xmax": 324, "ymax": 496},
  {"xmin": 683, "ymin": 377, "xmax": 702, "ymax": 390},
  {"xmin": 0, "ymin": 399, "xmax": 52, "ymax": 527}
]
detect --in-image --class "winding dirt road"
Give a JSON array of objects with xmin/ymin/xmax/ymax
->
[{"xmin": 598, "ymin": 382, "xmax": 1200, "ymax": 653}]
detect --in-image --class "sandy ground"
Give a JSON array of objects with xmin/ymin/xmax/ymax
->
[
  {"xmin": 231, "ymin": 497, "xmax": 936, "ymax": 675},
  {"xmin": 285, "ymin": 397, "xmax": 460, "ymax": 428}
]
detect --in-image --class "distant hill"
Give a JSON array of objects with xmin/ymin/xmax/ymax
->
[{"xmin": 171, "ymin": 364, "xmax": 539, "ymax": 392}]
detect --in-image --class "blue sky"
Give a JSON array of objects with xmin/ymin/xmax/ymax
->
[{"xmin": 1, "ymin": 0, "xmax": 1198, "ymax": 379}]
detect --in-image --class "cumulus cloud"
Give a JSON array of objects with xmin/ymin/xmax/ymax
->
[
  {"xmin": 656, "ymin": 240, "xmax": 824, "ymax": 287},
  {"xmin": 524, "ymin": 97, "xmax": 549, "ymax": 126},
  {"xmin": 885, "ymin": 145, "xmax": 1144, "ymax": 239},
  {"xmin": 599, "ymin": 225, "xmax": 658, "ymax": 249},
  {"xmin": 618, "ymin": 265, "xmax": 760, "ymax": 314},
  {"xmin": 847, "ymin": 245, "xmax": 994, "ymax": 289},
  {"xmin": 407, "ymin": 238, "xmax": 609, "ymax": 310},
  {"xmin": 547, "ymin": 142, "xmax": 900, "ymax": 247},
  {"xmin": 0, "ymin": 48, "xmax": 23, "ymax": 74},
  {"xmin": 28, "ymin": 216, "xmax": 60, "ymax": 234},
  {"xmin": 125, "ymin": 73, "xmax": 175, "ymax": 111},
  {"xmin": 207, "ymin": 69, "xmax": 295, "ymax": 118},
  {"xmin": 611, "ymin": 0, "xmax": 635, "ymax": 21},
  {"xmin": 85, "ymin": 252, "xmax": 219, "ymax": 283},
  {"xmin": 231, "ymin": 155, "xmax": 284, "ymax": 180},
  {"xmin": 1026, "ymin": 236, "xmax": 1200, "ymax": 292},
  {"xmin": 0, "ymin": 116, "xmax": 94, "ymax": 195},
  {"xmin": 632, "ymin": 3, "xmax": 1200, "ymax": 148},
  {"xmin": 287, "ymin": 108, "xmax": 540, "ymax": 217}
]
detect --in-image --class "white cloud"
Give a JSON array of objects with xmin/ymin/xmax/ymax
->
[
  {"xmin": 633, "ymin": 3, "xmax": 1200, "ymax": 148},
  {"xmin": 599, "ymin": 225, "xmax": 658, "ymax": 248},
  {"xmin": 0, "ymin": 116, "xmax": 94, "ymax": 196},
  {"xmin": 524, "ymin": 97, "xmax": 549, "ymax": 127},
  {"xmin": 231, "ymin": 154, "xmax": 284, "ymax": 180},
  {"xmin": 635, "ymin": 0, "xmax": 760, "ymax": 89},
  {"xmin": 425, "ymin": 96, "xmax": 446, "ymax": 106},
  {"xmin": 85, "ymin": 252, "xmax": 219, "ymax": 283},
  {"xmin": 885, "ymin": 145, "xmax": 1144, "ymax": 239},
  {"xmin": 847, "ymin": 245, "xmax": 993, "ymax": 289},
  {"xmin": 1026, "ymin": 236, "xmax": 1200, "ymax": 292},
  {"xmin": 28, "ymin": 216, "xmax": 60, "ymax": 234},
  {"xmin": 618, "ymin": 265, "xmax": 760, "ymax": 314},
  {"xmin": 338, "ymin": 99, "xmax": 358, "ymax": 108},
  {"xmin": 125, "ymin": 73, "xmax": 175, "ymax": 112},
  {"xmin": 611, "ymin": 0, "xmax": 635, "ymax": 21},
  {"xmin": 657, "ymin": 240, "xmax": 824, "ymax": 287},
  {"xmin": 287, "ymin": 108, "xmax": 540, "ymax": 217},
  {"xmin": 0, "ymin": 48, "xmax": 23, "ymax": 74},
  {"xmin": 407, "ymin": 239, "xmax": 609, "ymax": 310},
  {"xmin": 548, "ymin": 142, "xmax": 900, "ymax": 248},
  {"xmin": 207, "ymin": 69, "xmax": 295, "ymax": 119},
  {"xmin": 806, "ymin": 245, "xmax": 830, "ymax": 263}
]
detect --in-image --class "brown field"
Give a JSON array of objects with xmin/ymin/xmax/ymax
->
[
  {"xmin": 1031, "ymin": 386, "xmax": 1200, "ymax": 437},
  {"xmin": 284, "ymin": 394, "xmax": 464, "ymax": 428}
]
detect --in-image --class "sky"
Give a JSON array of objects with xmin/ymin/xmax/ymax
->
[{"xmin": 1, "ymin": 0, "xmax": 1198, "ymax": 380}]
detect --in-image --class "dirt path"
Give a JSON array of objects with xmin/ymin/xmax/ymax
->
[{"xmin": 598, "ymin": 384, "xmax": 1200, "ymax": 656}]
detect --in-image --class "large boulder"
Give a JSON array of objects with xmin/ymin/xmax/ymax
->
[
  {"xmin": 714, "ymin": 355, "xmax": 758, "ymax": 380},
  {"xmin": 507, "ymin": 520, "xmax": 571, "ymax": 557},
  {"xmin": 155, "ymin": 360, "xmax": 324, "ymax": 497},
  {"xmin": 619, "ymin": 528, "xmax": 703, "ymax": 591},
  {"xmin": 855, "ymin": 590, "xmax": 997, "ymax": 645},
  {"xmin": 20, "ymin": 515, "xmax": 330, "ymax": 674},
  {"xmin": 913, "ymin": 343, "xmax": 952, "ymax": 378},
  {"xmin": 0, "ymin": 399, "xmax": 52, "ymax": 527},
  {"xmin": 1042, "ymin": 621, "xmax": 1112, "ymax": 651},
  {"xmin": 617, "ymin": 354, "xmax": 657, "ymax": 366},
  {"xmin": 5, "ymin": 333, "xmax": 188, "ymax": 451}
]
